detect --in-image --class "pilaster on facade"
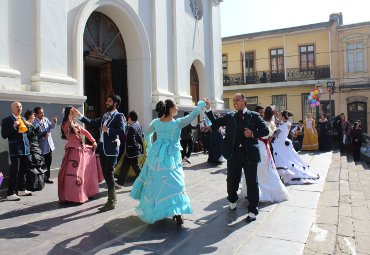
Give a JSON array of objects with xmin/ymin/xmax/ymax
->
[
  {"xmin": 0, "ymin": 0, "xmax": 21, "ymax": 90},
  {"xmin": 31, "ymin": 0, "xmax": 77, "ymax": 95}
]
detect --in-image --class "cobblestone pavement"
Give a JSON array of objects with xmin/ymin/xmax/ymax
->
[
  {"xmin": 0, "ymin": 151, "xmax": 332, "ymax": 255},
  {"xmin": 304, "ymin": 151, "xmax": 370, "ymax": 255}
]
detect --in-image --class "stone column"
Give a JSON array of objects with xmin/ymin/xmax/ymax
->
[
  {"xmin": 0, "ymin": 0, "xmax": 21, "ymax": 90},
  {"xmin": 205, "ymin": 0, "xmax": 224, "ymax": 110},
  {"xmin": 151, "ymin": 0, "xmax": 174, "ymax": 103},
  {"xmin": 31, "ymin": 0, "xmax": 77, "ymax": 95}
]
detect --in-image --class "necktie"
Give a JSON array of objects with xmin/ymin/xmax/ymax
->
[{"xmin": 238, "ymin": 110, "xmax": 244, "ymax": 120}]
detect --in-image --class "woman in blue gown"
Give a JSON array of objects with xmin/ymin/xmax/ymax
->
[{"xmin": 130, "ymin": 99, "xmax": 206, "ymax": 225}]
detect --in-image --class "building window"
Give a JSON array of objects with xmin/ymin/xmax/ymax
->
[
  {"xmin": 272, "ymin": 95, "xmax": 287, "ymax": 113},
  {"xmin": 301, "ymin": 93, "xmax": 317, "ymax": 120},
  {"xmin": 223, "ymin": 98, "xmax": 230, "ymax": 109},
  {"xmin": 244, "ymin": 52, "xmax": 255, "ymax": 74},
  {"xmin": 222, "ymin": 54, "xmax": 228, "ymax": 75},
  {"xmin": 270, "ymin": 48, "xmax": 284, "ymax": 71},
  {"xmin": 347, "ymin": 42, "xmax": 364, "ymax": 73},
  {"xmin": 300, "ymin": 45, "xmax": 315, "ymax": 69},
  {"xmin": 246, "ymin": 96, "xmax": 258, "ymax": 111}
]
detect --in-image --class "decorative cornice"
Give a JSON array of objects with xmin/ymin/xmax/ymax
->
[{"xmin": 0, "ymin": 89, "xmax": 86, "ymax": 104}]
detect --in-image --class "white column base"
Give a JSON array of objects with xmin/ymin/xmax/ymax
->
[
  {"xmin": 152, "ymin": 89, "xmax": 175, "ymax": 105},
  {"xmin": 0, "ymin": 66, "xmax": 21, "ymax": 90},
  {"xmin": 31, "ymin": 72, "xmax": 78, "ymax": 95},
  {"xmin": 174, "ymin": 94, "xmax": 194, "ymax": 107},
  {"xmin": 211, "ymin": 98, "xmax": 224, "ymax": 110}
]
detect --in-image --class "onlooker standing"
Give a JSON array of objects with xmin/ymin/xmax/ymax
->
[
  {"xmin": 318, "ymin": 112, "xmax": 332, "ymax": 151},
  {"xmin": 180, "ymin": 111, "xmax": 198, "ymax": 164},
  {"xmin": 33, "ymin": 106, "xmax": 57, "ymax": 184},
  {"xmin": 338, "ymin": 113, "xmax": 349, "ymax": 154},
  {"xmin": 1, "ymin": 101, "xmax": 32, "ymax": 200},
  {"xmin": 115, "ymin": 110, "xmax": 143, "ymax": 188},
  {"xmin": 350, "ymin": 121, "xmax": 363, "ymax": 162}
]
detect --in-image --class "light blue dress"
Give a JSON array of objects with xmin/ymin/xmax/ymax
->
[{"xmin": 130, "ymin": 101, "xmax": 206, "ymax": 224}]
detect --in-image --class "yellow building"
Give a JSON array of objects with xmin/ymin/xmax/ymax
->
[
  {"xmin": 329, "ymin": 14, "xmax": 370, "ymax": 133},
  {"xmin": 223, "ymin": 13, "xmax": 370, "ymax": 132},
  {"xmin": 222, "ymin": 15, "xmax": 333, "ymax": 123}
]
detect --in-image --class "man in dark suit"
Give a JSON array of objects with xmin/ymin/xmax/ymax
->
[
  {"xmin": 180, "ymin": 111, "xmax": 198, "ymax": 164},
  {"xmin": 115, "ymin": 110, "xmax": 143, "ymax": 188},
  {"xmin": 205, "ymin": 94, "xmax": 269, "ymax": 222},
  {"xmin": 1, "ymin": 101, "xmax": 32, "ymax": 200},
  {"xmin": 76, "ymin": 94, "xmax": 126, "ymax": 211}
]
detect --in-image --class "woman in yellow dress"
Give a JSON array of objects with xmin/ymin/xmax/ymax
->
[{"xmin": 302, "ymin": 113, "xmax": 319, "ymax": 151}]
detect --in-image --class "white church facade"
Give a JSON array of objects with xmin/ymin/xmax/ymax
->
[{"xmin": 0, "ymin": 0, "xmax": 223, "ymax": 174}]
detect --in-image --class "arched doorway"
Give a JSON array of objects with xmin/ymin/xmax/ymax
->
[
  {"xmin": 190, "ymin": 64, "xmax": 199, "ymax": 105},
  {"xmin": 348, "ymin": 102, "xmax": 367, "ymax": 133},
  {"xmin": 83, "ymin": 12, "xmax": 127, "ymax": 124}
]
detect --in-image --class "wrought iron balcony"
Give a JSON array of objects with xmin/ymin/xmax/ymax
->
[{"xmin": 223, "ymin": 65, "xmax": 331, "ymax": 86}]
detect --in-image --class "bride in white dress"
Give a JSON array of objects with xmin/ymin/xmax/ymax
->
[
  {"xmin": 272, "ymin": 110, "xmax": 320, "ymax": 185},
  {"xmin": 242, "ymin": 106, "xmax": 289, "ymax": 203}
]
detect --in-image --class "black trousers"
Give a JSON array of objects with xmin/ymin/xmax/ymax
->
[
  {"xmin": 227, "ymin": 147, "xmax": 259, "ymax": 215},
  {"xmin": 43, "ymin": 151, "xmax": 52, "ymax": 180},
  {"xmin": 8, "ymin": 155, "xmax": 28, "ymax": 196},
  {"xmin": 181, "ymin": 139, "xmax": 194, "ymax": 158},
  {"xmin": 353, "ymin": 143, "xmax": 361, "ymax": 161},
  {"xmin": 117, "ymin": 156, "xmax": 141, "ymax": 185},
  {"xmin": 98, "ymin": 146, "xmax": 117, "ymax": 192}
]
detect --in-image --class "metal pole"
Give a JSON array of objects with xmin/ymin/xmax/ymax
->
[{"xmin": 329, "ymin": 89, "xmax": 332, "ymax": 133}]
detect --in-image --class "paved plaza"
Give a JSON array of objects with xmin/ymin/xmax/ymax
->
[{"xmin": 0, "ymin": 151, "xmax": 369, "ymax": 255}]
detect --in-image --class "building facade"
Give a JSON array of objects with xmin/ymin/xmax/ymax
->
[
  {"xmin": 0, "ymin": 0, "xmax": 224, "ymax": 178},
  {"xmin": 222, "ymin": 17, "xmax": 332, "ymax": 123},
  {"xmin": 222, "ymin": 13, "xmax": 370, "ymax": 133},
  {"xmin": 329, "ymin": 16, "xmax": 370, "ymax": 133}
]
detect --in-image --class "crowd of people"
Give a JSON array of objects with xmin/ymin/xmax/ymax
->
[{"xmin": 0, "ymin": 92, "xmax": 365, "ymax": 226}]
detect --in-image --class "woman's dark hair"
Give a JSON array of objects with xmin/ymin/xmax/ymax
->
[
  {"xmin": 155, "ymin": 99, "xmax": 175, "ymax": 118},
  {"xmin": 61, "ymin": 106, "xmax": 73, "ymax": 140},
  {"xmin": 264, "ymin": 106, "xmax": 274, "ymax": 122},
  {"xmin": 24, "ymin": 110, "xmax": 34, "ymax": 120},
  {"xmin": 281, "ymin": 110, "xmax": 293, "ymax": 120},
  {"xmin": 128, "ymin": 110, "xmax": 138, "ymax": 122}
]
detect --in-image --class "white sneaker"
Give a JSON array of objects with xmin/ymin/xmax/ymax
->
[
  {"xmin": 7, "ymin": 194, "xmax": 21, "ymax": 201},
  {"xmin": 229, "ymin": 201, "xmax": 237, "ymax": 210},
  {"xmin": 18, "ymin": 190, "xmax": 32, "ymax": 196},
  {"xmin": 184, "ymin": 156, "xmax": 191, "ymax": 164}
]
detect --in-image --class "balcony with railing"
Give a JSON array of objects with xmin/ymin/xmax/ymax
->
[{"xmin": 223, "ymin": 65, "xmax": 331, "ymax": 86}]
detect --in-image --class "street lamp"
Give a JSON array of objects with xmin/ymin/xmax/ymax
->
[{"xmin": 326, "ymin": 81, "xmax": 335, "ymax": 132}]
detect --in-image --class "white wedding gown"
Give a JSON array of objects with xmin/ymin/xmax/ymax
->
[
  {"xmin": 271, "ymin": 121, "xmax": 320, "ymax": 185},
  {"xmin": 242, "ymin": 121, "xmax": 289, "ymax": 203}
]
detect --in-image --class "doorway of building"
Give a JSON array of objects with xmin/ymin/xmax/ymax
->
[
  {"xmin": 83, "ymin": 12, "xmax": 127, "ymax": 139},
  {"xmin": 348, "ymin": 102, "xmax": 367, "ymax": 133},
  {"xmin": 190, "ymin": 64, "xmax": 199, "ymax": 105}
]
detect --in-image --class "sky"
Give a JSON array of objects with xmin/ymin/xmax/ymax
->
[{"xmin": 220, "ymin": 0, "xmax": 370, "ymax": 37}]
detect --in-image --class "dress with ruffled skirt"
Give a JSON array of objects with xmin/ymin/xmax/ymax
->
[
  {"xmin": 130, "ymin": 101, "xmax": 205, "ymax": 224},
  {"xmin": 272, "ymin": 121, "xmax": 320, "ymax": 185},
  {"xmin": 242, "ymin": 121, "xmax": 289, "ymax": 202}
]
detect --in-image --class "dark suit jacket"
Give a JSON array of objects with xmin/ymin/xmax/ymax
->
[
  {"xmin": 80, "ymin": 111, "xmax": 126, "ymax": 156},
  {"xmin": 1, "ymin": 115, "xmax": 30, "ymax": 156},
  {"xmin": 206, "ymin": 109, "xmax": 269, "ymax": 162},
  {"xmin": 125, "ymin": 122, "xmax": 143, "ymax": 158}
]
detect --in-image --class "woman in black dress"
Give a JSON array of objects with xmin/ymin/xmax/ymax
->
[
  {"xmin": 351, "ymin": 121, "xmax": 363, "ymax": 162},
  {"xmin": 24, "ymin": 110, "xmax": 47, "ymax": 191},
  {"xmin": 318, "ymin": 112, "xmax": 332, "ymax": 151}
]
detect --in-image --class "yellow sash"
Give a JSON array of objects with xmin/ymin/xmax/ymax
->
[{"xmin": 17, "ymin": 115, "xmax": 28, "ymax": 133}]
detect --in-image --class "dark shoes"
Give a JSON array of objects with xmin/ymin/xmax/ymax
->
[
  {"xmin": 172, "ymin": 215, "xmax": 184, "ymax": 225},
  {"xmin": 98, "ymin": 189, "xmax": 117, "ymax": 212},
  {"xmin": 245, "ymin": 212, "xmax": 257, "ymax": 222},
  {"xmin": 45, "ymin": 179, "xmax": 54, "ymax": 184}
]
